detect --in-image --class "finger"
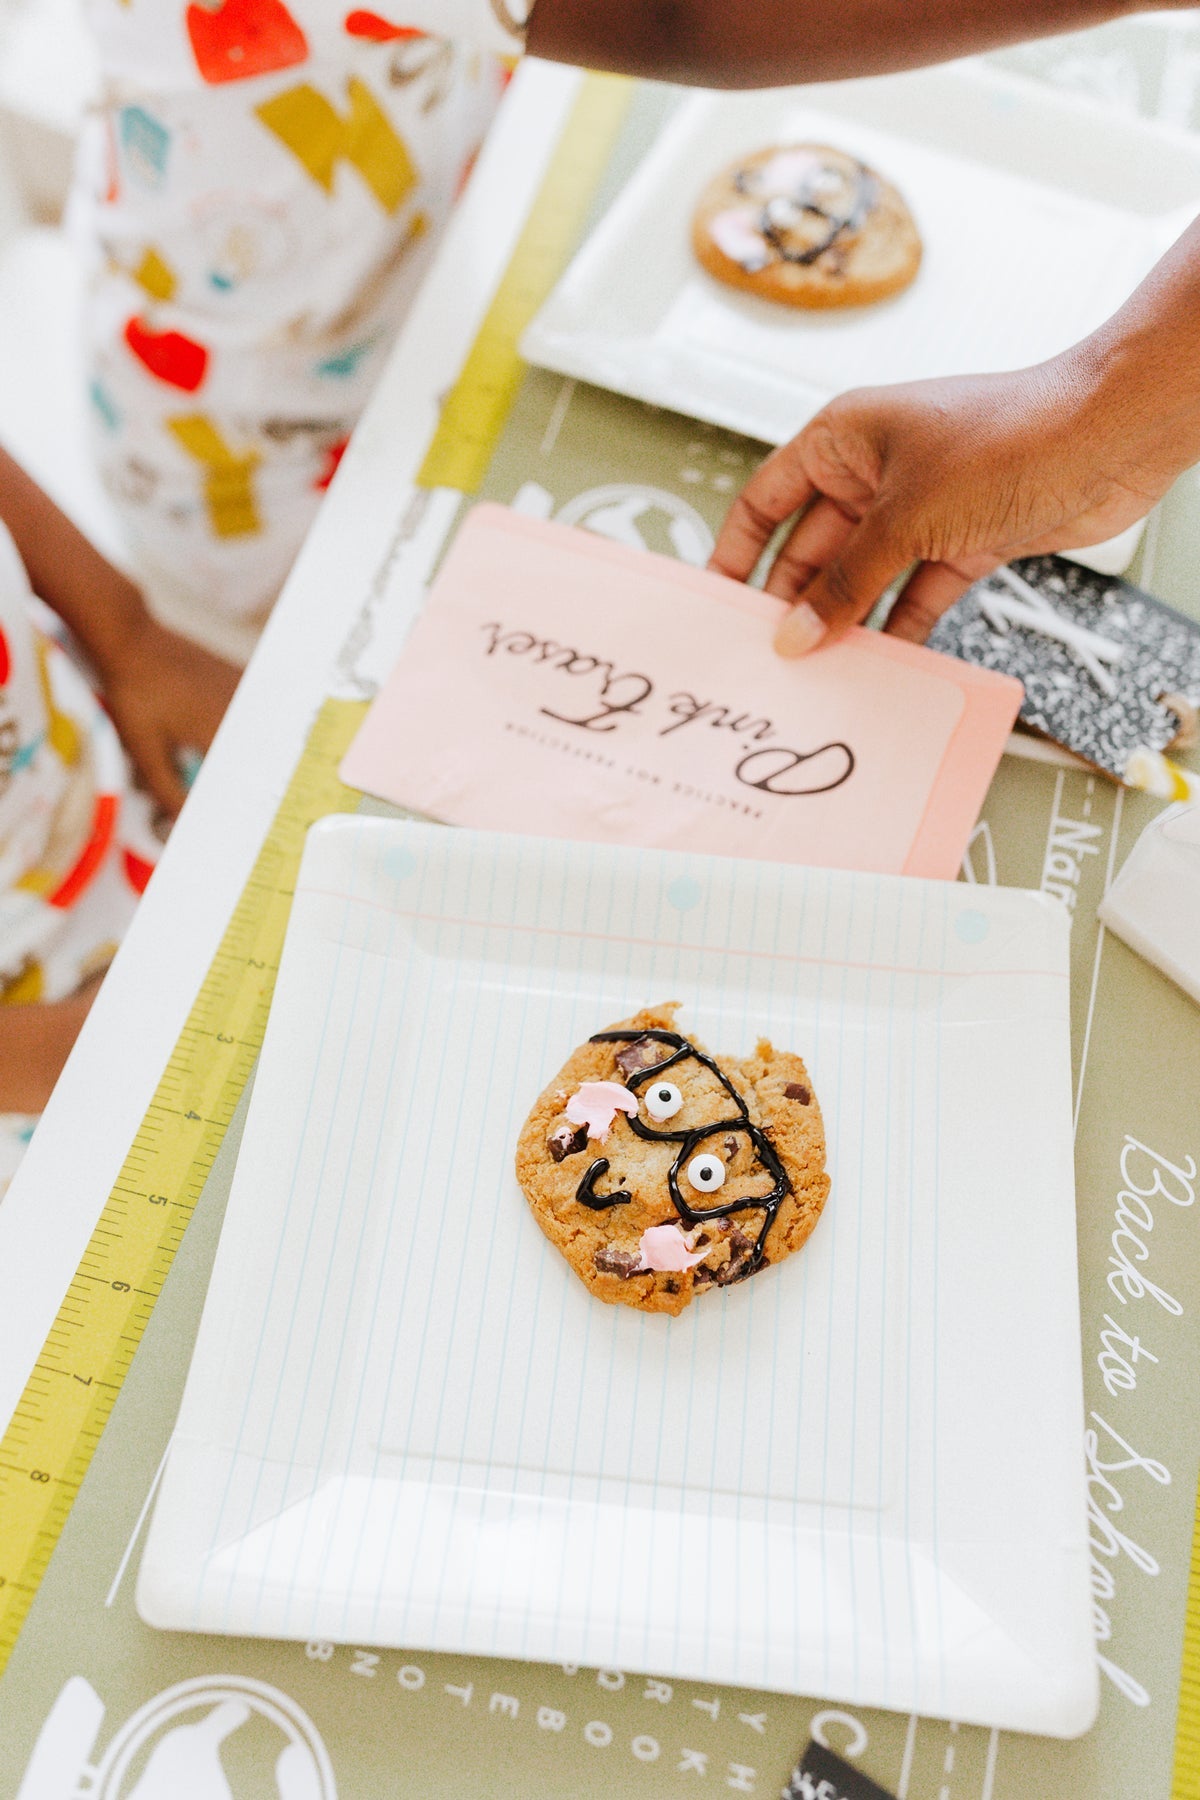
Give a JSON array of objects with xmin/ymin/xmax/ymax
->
[
  {"xmin": 710, "ymin": 445, "xmax": 818, "ymax": 581},
  {"xmin": 124, "ymin": 723, "xmax": 188, "ymax": 818},
  {"xmin": 883, "ymin": 557, "xmax": 999, "ymax": 644},
  {"xmin": 761, "ymin": 495, "xmax": 858, "ymax": 604},
  {"xmin": 774, "ymin": 516, "xmax": 907, "ymax": 657}
]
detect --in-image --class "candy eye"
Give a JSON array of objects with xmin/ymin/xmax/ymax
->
[
  {"xmin": 686, "ymin": 1152, "xmax": 726, "ymax": 1193},
  {"xmin": 764, "ymin": 194, "xmax": 803, "ymax": 230},
  {"xmin": 645, "ymin": 1081, "xmax": 683, "ymax": 1122}
]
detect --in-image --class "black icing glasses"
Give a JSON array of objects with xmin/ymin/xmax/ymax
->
[{"xmin": 589, "ymin": 1029, "xmax": 792, "ymax": 1249}]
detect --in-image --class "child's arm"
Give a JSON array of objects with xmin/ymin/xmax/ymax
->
[
  {"xmin": 708, "ymin": 214, "xmax": 1200, "ymax": 655},
  {"xmin": 0, "ymin": 978, "xmax": 101, "ymax": 1112},
  {"xmin": 527, "ymin": 0, "xmax": 1182, "ymax": 87},
  {"xmin": 0, "ymin": 447, "xmax": 147, "ymax": 677},
  {"xmin": 0, "ymin": 447, "xmax": 239, "ymax": 813}
]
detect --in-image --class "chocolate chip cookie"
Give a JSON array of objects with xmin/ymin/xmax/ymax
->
[
  {"xmin": 515, "ymin": 1004, "xmax": 830, "ymax": 1317},
  {"xmin": 693, "ymin": 142, "xmax": 921, "ymax": 309}
]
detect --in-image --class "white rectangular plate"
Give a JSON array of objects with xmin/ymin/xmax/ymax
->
[
  {"xmin": 138, "ymin": 817, "xmax": 1095, "ymax": 1736},
  {"xmin": 523, "ymin": 64, "xmax": 1200, "ymax": 575}
]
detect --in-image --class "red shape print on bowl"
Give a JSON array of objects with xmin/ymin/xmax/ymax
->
[
  {"xmin": 314, "ymin": 437, "xmax": 350, "ymax": 491},
  {"xmin": 343, "ymin": 10, "xmax": 426, "ymax": 41},
  {"xmin": 123, "ymin": 849, "xmax": 155, "ymax": 895},
  {"xmin": 124, "ymin": 318, "xmax": 210, "ymax": 393},
  {"xmin": 186, "ymin": 0, "xmax": 309, "ymax": 85}
]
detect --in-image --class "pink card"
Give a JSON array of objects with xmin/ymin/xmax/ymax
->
[{"xmin": 340, "ymin": 505, "xmax": 1022, "ymax": 879}]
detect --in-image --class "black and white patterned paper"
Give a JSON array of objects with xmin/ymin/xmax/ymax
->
[
  {"xmin": 927, "ymin": 555, "xmax": 1200, "ymax": 778},
  {"xmin": 783, "ymin": 1739, "xmax": 897, "ymax": 1800}
]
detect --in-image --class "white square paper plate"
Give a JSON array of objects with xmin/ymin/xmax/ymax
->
[
  {"xmin": 522, "ymin": 64, "xmax": 1200, "ymax": 575},
  {"xmin": 138, "ymin": 817, "xmax": 1095, "ymax": 1736}
]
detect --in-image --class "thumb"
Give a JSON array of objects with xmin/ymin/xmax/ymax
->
[{"xmin": 774, "ymin": 513, "xmax": 907, "ymax": 658}]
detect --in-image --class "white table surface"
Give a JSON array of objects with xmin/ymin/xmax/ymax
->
[{"xmin": 0, "ymin": 57, "xmax": 586, "ymax": 1442}]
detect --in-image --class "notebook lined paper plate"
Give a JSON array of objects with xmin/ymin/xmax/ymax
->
[
  {"xmin": 137, "ymin": 817, "xmax": 1095, "ymax": 1736},
  {"xmin": 522, "ymin": 64, "xmax": 1200, "ymax": 574},
  {"xmin": 524, "ymin": 67, "xmax": 1200, "ymax": 448}
]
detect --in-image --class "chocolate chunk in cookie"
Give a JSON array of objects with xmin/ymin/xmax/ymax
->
[
  {"xmin": 594, "ymin": 1244, "xmax": 644, "ymax": 1278},
  {"xmin": 614, "ymin": 1035, "xmax": 664, "ymax": 1079},
  {"xmin": 548, "ymin": 1121, "xmax": 589, "ymax": 1162}
]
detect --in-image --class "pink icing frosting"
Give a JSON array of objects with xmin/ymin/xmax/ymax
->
[
  {"xmin": 708, "ymin": 206, "xmax": 772, "ymax": 273},
  {"xmin": 637, "ymin": 1223, "xmax": 711, "ymax": 1273},
  {"xmin": 757, "ymin": 147, "xmax": 825, "ymax": 195},
  {"xmin": 565, "ymin": 1080, "xmax": 639, "ymax": 1143}
]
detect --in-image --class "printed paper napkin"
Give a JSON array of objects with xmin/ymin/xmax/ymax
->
[{"xmin": 340, "ymin": 506, "xmax": 1022, "ymax": 878}]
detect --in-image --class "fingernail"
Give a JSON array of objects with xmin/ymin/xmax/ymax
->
[{"xmin": 776, "ymin": 600, "xmax": 827, "ymax": 658}]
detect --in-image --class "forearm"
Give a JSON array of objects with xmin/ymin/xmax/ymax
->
[
  {"xmin": 527, "ymin": 0, "xmax": 1160, "ymax": 88},
  {"xmin": 1063, "ymin": 215, "xmax": 1200, "ymax": 482},
  {"xmin": 0, "ymin": 447, "xmax": 147, "ymax": 679}
]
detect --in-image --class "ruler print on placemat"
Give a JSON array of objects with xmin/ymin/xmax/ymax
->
[{"xmin": 0, "ymin": 701, "xmax": 367, "ymax": 1673}]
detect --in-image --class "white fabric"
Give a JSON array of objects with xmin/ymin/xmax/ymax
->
[
  {"xmin": 73, "ymin": 0, "xmax": 505, "ymax": 621},
  {"xmin": 85, "ymin": 0, "xmax": 525, "ymax": 87},
  {"xmin": 0, "ymin": 519, "xmax": 156, "ymax": 1002},
  {"xmin": 0, "ymin": 524, "xmax": 76, "ymax": 903},
  {"xmin": 1099, "ymin": 801, "xmax": 1200, "ymax": 1007}
]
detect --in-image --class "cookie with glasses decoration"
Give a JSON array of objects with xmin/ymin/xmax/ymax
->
[
  {"xmin": 515, "ymin": 1003, "xmax": 830, "ymax": 1317},
  {"xmin": 693, "ymin": 141, "xmax": 922, "ymax": 309}
]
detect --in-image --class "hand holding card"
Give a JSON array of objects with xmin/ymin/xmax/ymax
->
[{"xmin": 340, "ymin": 505, "xmax": 1021, "ymax": 879}]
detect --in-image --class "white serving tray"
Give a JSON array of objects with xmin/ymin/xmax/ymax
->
[
  {"xmin": 137, "ymin": 816, "xmax": 1094, "ymax": 1736},
  {"xmin": 523, "ymin": 63, "xmax": 1200, "ymax": 575}
]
